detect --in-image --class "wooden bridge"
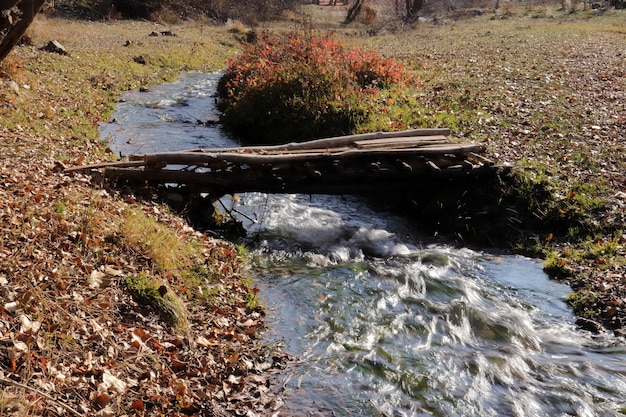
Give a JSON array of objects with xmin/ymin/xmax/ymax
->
[{"xmin": 68, "ymin": 129, "xmax": 497, "ymax": 196}]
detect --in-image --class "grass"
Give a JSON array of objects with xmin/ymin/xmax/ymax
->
[
  {"xmin": 1, "ymin": 6, "xmax": 625, "ymax": 415},
  {"xmin": 121, "ymin": 209, "xmax": 200, "ymax": 272},
  {"xmin": 125, "ymin": 272, "xmax": 190, "ymax": 331}
]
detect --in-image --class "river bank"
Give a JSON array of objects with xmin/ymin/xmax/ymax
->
[
  {"xmin": 1, "ymin": 18, "xmax": 288, "ymax": 416},
  {"xmin": 0, "ymin": 7, "xmax": 624, "ymax": 416}
]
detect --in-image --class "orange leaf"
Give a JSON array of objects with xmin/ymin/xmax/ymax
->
[
  {"xmin": 171, "ymin": 357, "xmax": 187, "ymax": 372},
  {"xmin": 93, "ymin": 393, "xmax": 111, "ymax": 409},
  {"xmin": 131, "ymin": 399, "xmax": 145, "ymax": 412},
  {"xmin": 150, "ymin": 341, "xmax": 164, "ymax": 352},
  {"xmin": 134, "ymin": 328, "xmax": 149, "ymax": 341}
]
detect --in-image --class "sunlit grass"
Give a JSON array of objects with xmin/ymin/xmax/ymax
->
[
  {"xmin": 3, "ymin": 17, "xmax": 239, "ymax": 161},
  {"xmin": 121, "ymin": 210, "xmax": 200, "ymax": 272}
]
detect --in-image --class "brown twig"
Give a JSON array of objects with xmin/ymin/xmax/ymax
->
[{"xmin": 0, "ymin": 377, "xmax": 84, "ymax": 417}]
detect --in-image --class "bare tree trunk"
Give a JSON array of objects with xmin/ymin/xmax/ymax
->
[
  {"xmin": 405, "ymin": 0, "xmax": 425, "ymax": 23},
  {"xmin": 345, "ymin": 0, "xmax": 364, "ymax": 23},
  {"xmin": 1, "ymin": 0, "xmax": 47, "ymax": 62}
]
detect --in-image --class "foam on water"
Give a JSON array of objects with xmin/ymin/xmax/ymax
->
[{"xmin": 239, "ymin": 194, "xmax": 626, "ymax": 416}]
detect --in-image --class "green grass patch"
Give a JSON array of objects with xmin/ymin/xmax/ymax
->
[
  {"xmin": 121, "ymin": 210, "xmax": 201, "ymax": 273},
  {"xmin": 544, "ymin": 252, "xmax": 574, "ymax": 280},
  {"xmin": 567, "ymin": 289, "xmax": 600, "ymax": 319}
]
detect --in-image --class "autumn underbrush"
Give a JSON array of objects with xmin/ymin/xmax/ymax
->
[
  {"xmin": 1, "ymin": 17, "xmax": 287, "ymax": 417},
  {"xmin": 217, "ymin": 30, "xmax": 423, "ymax": 143}
]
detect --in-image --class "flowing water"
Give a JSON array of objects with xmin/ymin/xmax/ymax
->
[{"xmin": 101, "ymin": 72, "xmax": 626, "ymax": 417}]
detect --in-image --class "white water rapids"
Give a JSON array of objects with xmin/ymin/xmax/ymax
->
[{"xmin": 101, "ymin": 72, "xmax": 626, "ymax": 417}]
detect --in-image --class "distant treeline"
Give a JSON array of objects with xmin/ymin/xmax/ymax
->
[
  {"xmin": 51, "ymin": 0, "xmax": 624, "ymax": 24},
  {"xmin": 53, "ymin": 0, "xmax": 303, "ymax": 23}
]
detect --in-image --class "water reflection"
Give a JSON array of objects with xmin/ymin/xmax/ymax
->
[{"xmin": 100, "ymin": 72, "xmax": 237, "ymax": 155}]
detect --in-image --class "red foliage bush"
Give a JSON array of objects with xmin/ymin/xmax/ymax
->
[{"xmin": 217, "ymin": 31, "xmax": 418, "ymax": 144}]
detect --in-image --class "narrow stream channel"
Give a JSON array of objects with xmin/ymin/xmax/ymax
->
[{"xmin": 101, "ymin": 72, "xmax": 626, "ymax": 417}]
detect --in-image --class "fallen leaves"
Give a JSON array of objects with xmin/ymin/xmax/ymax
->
[
  {"xmin": 0, "ymin": 15, "xmax": 299, "ymax": 417},
  {"xmin": 0, "ymin": 146, "xmax": 289, "ymax": 415},
  {"xmin": 0, "ymin": 81, "xmax": 286, "ymax": 417}
]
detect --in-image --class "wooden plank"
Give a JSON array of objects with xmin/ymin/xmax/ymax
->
[
  {"xmin": 179, "ymin": 128, "xmax": 452, "ymax": 154},
  {"xmin": 353, "ymin": 135, "xmax": 449, "ymax": 149},
  {"xmin": 138, "ymin": 143, "xmax": 486, "ymax": 168},
  {"xmin": 256, "ymin": 146, "xmax": 353, "ymax": 155},
  {"xmin": 280, "ymin": 128, "xmax": 452, "ymax": 151}
]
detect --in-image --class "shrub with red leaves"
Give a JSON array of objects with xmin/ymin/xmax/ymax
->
[{"xmin": 217, "ymin": 31, "xmax": 418, "ymax": 144}]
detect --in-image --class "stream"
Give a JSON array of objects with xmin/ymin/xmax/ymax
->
[{"xmin": 101, "ymin": 72, "xmax": 626, "ymax": 417}]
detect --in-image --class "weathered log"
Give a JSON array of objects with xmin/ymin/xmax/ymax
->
[
  {"xmin": 467, "ymin": 152, "xmax": 495, "ymax": 166},
  {"xmin": 180, "ymin": 128, "xmax": 452, "ymax": 154},
  {"xmin": 234, "ymin": 134, "xmax": 451, "ymax": 155},
  {"xmin": 426, "ymin": 160, "xmax": 441, "ymax": 171},
  {"xmin": 137, "ymin": 144, "xmax": 486, "ymax": 169},
  {"xmin": 353, "ymin": 135, "xmax": 449, "ymax": 149},
  {"xmin": 278, "ymin": 129, "xmax": 452, "ymax": 151},
  {"xmin": 64, "ymin": 160, "xmax": 146, "ymax": 172}
]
